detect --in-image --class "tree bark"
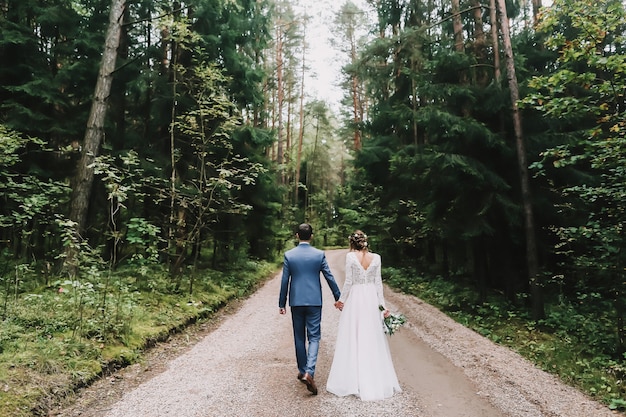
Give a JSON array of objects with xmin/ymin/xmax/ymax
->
[
  {"xmin": 470, "ymin": 0, "xmax": 488, "ymax": 86},
  {"xmin": 451, "ymin": 0, "xmax": 469, "ymax": 117},
  {"xmin": 451, "ymin": 0, "xmax": 465, "ymax": 53},
  {"xmin": 275, "ymin": 21, "xmax": 285, "ymax": 184},
  {"xmin": 69, "ymin": 0, "xmax": 125, "ymax": 234},
  {"xmin": 294, "ymin": 31, "xmax": 306, "ymax": 205},
  {"xmin": 496, "ymin": 0, "xmax": 544, "ymax": 320},
  {"xmin": 532, "ymin": 0, "xmax": 543, "ymax": 26},
  {"xmin": 489, "ymin": 0, "xmax": 501, "ymax": 84},
  {"xmin": 350, "ymin": 29, "xmax": 362, "ymax": 150}
]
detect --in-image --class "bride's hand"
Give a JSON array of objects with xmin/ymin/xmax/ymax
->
[
  {"xmin": 334, "ymin": 301, "xmax": 344, "ymax": 311},
  {"xmin": 383, "ymin": 309, "xmax": 390, "ymax": 318}
]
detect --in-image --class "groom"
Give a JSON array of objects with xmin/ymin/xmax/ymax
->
[{"xmin": 279, "ymin": 223, "xmax": 341, "ymax": 395}]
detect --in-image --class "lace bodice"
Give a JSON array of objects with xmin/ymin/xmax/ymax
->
[{"xmin": 339, "ymin": 251, "xmax": 385, "ymax": 306}]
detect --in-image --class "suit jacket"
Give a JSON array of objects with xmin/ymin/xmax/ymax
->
[{"xmin": 279, "ymin": 243, "xmax": 341, "ymax": 308}]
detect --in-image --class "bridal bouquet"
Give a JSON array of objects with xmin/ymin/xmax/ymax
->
[{"xmin": 379, "ymin": 305, "xmax": 406, "ymax": 335}]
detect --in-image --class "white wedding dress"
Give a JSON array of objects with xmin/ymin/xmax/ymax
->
[{"xmin": 326, "ymin": 251, "xmax": 401, "ymax": 401}]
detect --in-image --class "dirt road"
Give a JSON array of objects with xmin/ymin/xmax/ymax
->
[{"xmin": 54, "ymin": 249, "xmax": 619, "ymax": 417}]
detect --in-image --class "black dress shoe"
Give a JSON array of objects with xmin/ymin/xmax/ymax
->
[
  {"xmin": 297, "ymin": 372, "xmax": 304, "ymax": 381},
  {"xmin": 302, "ymin": 372, "xmax": 318, "ymax": 395}
]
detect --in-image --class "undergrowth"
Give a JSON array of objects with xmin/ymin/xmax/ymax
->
[
  {"xmin": 0, "ymin": 259, "xmax": 276, "ymax": 417},
  {"xmin": 383, "ymin": 267, "xmax": 626, "ymax": 412},
  {"xmin": 5, "ymin": 257, "xmax": 623, "ymax": 415}
]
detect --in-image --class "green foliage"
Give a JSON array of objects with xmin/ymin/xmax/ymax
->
[
  {"xmin": 126, "ymin": 217, "xmax": 162, "ymax": 268},
  {"xmin": 342, "ymin": 0, "xmax": 531, "ymax": 284},
  {"xmin": 0, "ymin": 259, "xmax": 276, "ymax": 417},
  {"xmin": 383, "ymin": 267, "xmax": 625, "ymax": 410},
  {"xmin": 165, "ymin": 61, "xmax": 269, "ymax": 271},
  {"xmin": 0, "ymin": 8, "xmax": 282, "ymax": 412},
  {"xmin": 523, "ymin": 0, "xmax": 626, "ymax": 355},
  {"xmin": 0, "ymin": 125, "xmax": 71, "ymax": 264},
  {"xmin": 0, "ymin": 0, "xmax": 279, "ymax": 271},
  {"xmin": 0, "ymin": 0, "xmax": 91, "ymax": 138},
  {"xmin": 2, "ymin": 0, "xmax": 624, "ymax": 412}
]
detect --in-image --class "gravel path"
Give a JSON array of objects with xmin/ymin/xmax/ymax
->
[{"xmin": 53, "ymin": 249, "xmax": 622, "ymax": 417}]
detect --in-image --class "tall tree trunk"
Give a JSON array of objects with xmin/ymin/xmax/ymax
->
[
  {"xmin": 286, "ymin": 81, "xmax": 292, "ymax": 170},
  {"xmin": 305, "ymin": 117, "xmax": 321, "ymax": 220},
  {"xmin": 335, "ymin": 2, "xmax": 362, "ymax": 149},
  {"xmin": 294, "ymin": 33, "xmax": 306, "ymax": 205},
  {"xmin": 275, "ymin": 22, "xmax": 285, "ymax": 184},
  {"xmin": 168, "ymin": 20, "xmax": 182, "ymax": 278},
  {"xmin": 470, "ymin": 0, "xmax": 488, "ymax": 86},
  {"xmin": 69, "ymin": 0, "xmax": 125, "ymax": 234},
  {"xmin": 490, "ymin": 0, "xmax": 501, "ymax": 84},
  {"xmin": 451, "ymin": 0, "xmax": 470, "ymax": 117},
  {"xmin": 110, "ymin": 5, "xmax": 129, "ymax": 143},
  {"xmin": 532, "ymin": 0, "xmax": 543, "ymax": 26},
  {"xmin": 451, "ymin": 0, "xmax": 465, "ymax": 53},
  {"xmin": 350, "ymin": 28, "xmax": 361, "ymax": 150},
  {"xmin": 496, "ymin": 0, "xmax": 544, "ymax": 320}
]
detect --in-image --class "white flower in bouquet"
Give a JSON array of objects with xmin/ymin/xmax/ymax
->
[{"xmin": 379, "ymin": 305, "xmax": 407, "ymax": 335}]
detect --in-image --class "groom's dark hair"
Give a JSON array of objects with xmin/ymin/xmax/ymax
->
[{"xmin": 297, "ymin": 223, "xmax": 313, "ymax": 240}]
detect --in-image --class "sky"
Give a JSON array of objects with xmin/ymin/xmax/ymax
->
[{"xmin": 291, "ymin": 0, "xmax": 372, "ymax": 111}]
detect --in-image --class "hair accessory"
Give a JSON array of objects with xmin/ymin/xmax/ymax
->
[{"xmin": 349, "ymin": 231, "xmax": 368, "ymax": 250}]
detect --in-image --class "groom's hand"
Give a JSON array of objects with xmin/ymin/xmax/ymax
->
[
  {"xmin": 334, "ymin": 301, "xmax": 344, "ymax": 311},
  {"xmin": 279, "ymin": 308, "xmax": 286, "ymax": 315}
]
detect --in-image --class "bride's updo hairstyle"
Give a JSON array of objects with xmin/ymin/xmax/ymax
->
[{"xmin": 349, "ymin": 230, "xmax": 368, "ymax": 251}]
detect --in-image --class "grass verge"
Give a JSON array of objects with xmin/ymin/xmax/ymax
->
[{"xmin": 0, "ymin": 260, "xmax": 277, "ymax": 417}]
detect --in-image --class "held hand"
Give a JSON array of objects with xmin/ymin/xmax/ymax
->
[
  {"xmin": 383, "ymin": 309, "xmax": 390, "ymax": 318},
  {"xmin": 279, "ymin": 308, "xmax": 286, "ymax": 315},
  {"xmin": 334, "ymin": 301, "xmax": 344, "ymax": 311}
]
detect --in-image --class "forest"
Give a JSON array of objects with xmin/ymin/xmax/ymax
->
[{"xmin": 0, "ymin": 0, "xmax": 625, "ymax": 415}]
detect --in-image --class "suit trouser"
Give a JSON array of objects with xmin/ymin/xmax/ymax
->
[{"xmin": 290, "ymin": 306, "xmax": 322, "ymax": 377}]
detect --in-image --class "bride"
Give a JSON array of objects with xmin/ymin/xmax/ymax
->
[{"xmin": 326, "ymin": 230, "xmax": 401, "ymax": 401}]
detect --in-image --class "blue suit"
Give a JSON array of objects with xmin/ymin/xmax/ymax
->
[{"xmin": 279, "ymin": 243, "xmax": 341, "ymax": 377}]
